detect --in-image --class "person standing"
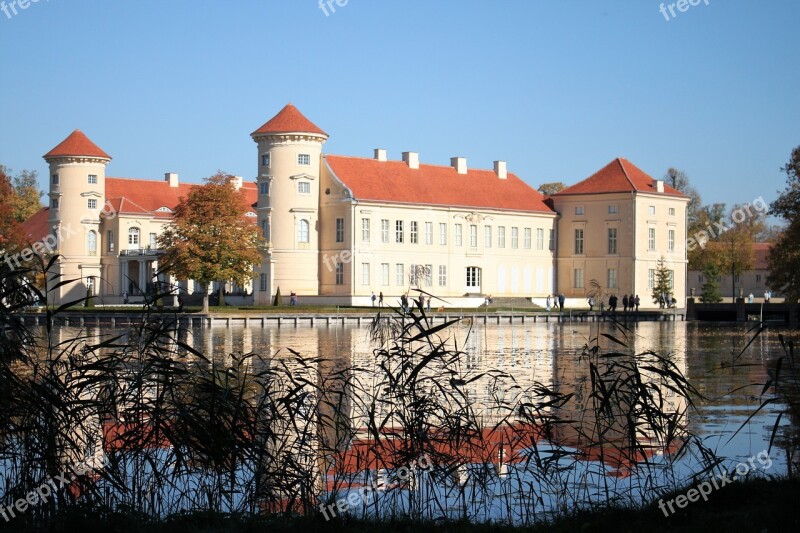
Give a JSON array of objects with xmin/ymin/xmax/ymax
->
[
  {"xmin": 379, "ymin": 291, "xmax": 384, "ymax": 307},
  {"xmin": 587, "ymin": 296, "xmax": 594, "ymax": 311},
  {"xmin": 546, "ymin": 294, "xmax": 552, "ymax": 312},
  {"xmin": 426, "ymin": 295, "xmax": 431, "ymax": 312},
  {"xmin": 371, "ymin": 291, "xmax": 376, "ymax": 307},
  {"xmin": 400, "ymin": 293, "xmax": 408, "ymax": 313},
  {"xmin": 558, "ymin": 293, "xmax": 565, "ymax": 311},
  {"xmin": 622, "ymin": 294, "xmax": 629, "ymax": 312}
]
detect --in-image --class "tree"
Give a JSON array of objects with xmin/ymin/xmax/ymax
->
[
  {"xmin": 158, "ymin": 172, "xmax": 263, "ymax": 313},
  {"xmin": 9, "ymin": 168, "xmax": 43, "ymax": 222},
  {"xmin": 664, "ymin": 167, "xmax": 702, "ymax": 229},
  {"xmin": 0, "ymin": 167, "xmax": 24, "ymax": 254},
  {"xmin": 699, "ymin": 262, "xmax": 722, "ymax": 303},
  {"xmin": 651, "ymin": 257, "xmax": 673, "ymax": 306},
  {"xmin": 537, "ymin": 182, "xmax": 566, "ymax": 196},
  {"xmin": 768, "ymin": 145, "xmax": 800, "ymax": 302}
]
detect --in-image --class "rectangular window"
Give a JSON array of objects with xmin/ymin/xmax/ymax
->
[
  {"xmin": 455, "ymin": 224, "xmax": 462, "ymax": 246},
  {"xmin": 335, "ymin": 218, "xmax": 345, "ymax": 243},
  {"xmin": 648, "ymin": 269, "xmax": 655, "ymax": 289},
  {"xmin": 608, "ymin": 227, "xmax": 617, "ymax": 254},
  {"xmin": 425, "ymin": 222, "xmax": 433, "ymax": 244},
  {"xmin": 361, "ymin": 263, "xmax": 370, "ymax": 285},
  {"xmin": 361, "ymin": 218, "xmax": 370, "ymax": 242},
  {"xmin": 298, "ymin": 154, "xmax": 310, "ymax": 165},
  {"xmin": 51, "ymin": 174, "xmax": 59, "ymax": 185},
  {"xmin": 438, "ymin": 265, "xmax": 447, "ymax": 286},
  {"xmin": 261, "ymin": 219, "xmax": 270, "ymax": 240},
  {"xmin": 396, "ymin": 264, "xmax": 404, "ymax": 286},
  {"xmin": 668, "ymin": 229, "xmax": 675, "ymax": 251},
  {"xmin": 536, "ymin": 228, "xmax": 544, "ymax": 250},
  {"xmin": 149, "ymin": 233, "xmax": 157, "ymax": 249},
  {"xmin": 756, "ymin": 274, "xmax": 762, "ymax": 282},
  {"xmin": 484, "ymin": 225, "xmax": 492, "ymax": 248},
  {"xmin": 549, "ymin": 229, "xmax": 555, "ymax": 251},
  {"xmin": 574, "ymin": 268, "xmax": 584, "ymax": 289},
  {"xmin": 261, "ymin": 153, "xmax": 270, "ymax": 167},
  {"xmin": 524, "ymin": 228, "xmax": 532, "ymax": 249},
  {"xmin": 668, "ymin": 270, "xmax": 674, "ymax": 290},
  {"xmin": 425, "ymin": 264, "xmax": 433, "ymax": 286},
  {"xmin": 87, "ymin": 198, "xmax": 97, "ymax": 210},
  {"xmin": 649, "ymin": 205, "xmax": 656, "ymax": 215},
  {"xmin": 381, "ymin": 263, "xmax": 389, "ymax": 285},
  {"xmin": 106, "ymin": 230, "xmax": 114, "ymax": 252},
  {"xmin": 498, "ymin": 226, "xmax": 506, "ymax": 248},
  {"xmin": 607, "ymin": 268, "xmax": 617, "ymax": 289},
  {"xmin": 51, "ymin": 198, "xmax": 59, "ymax": 209},
  {"xmin": 469, "ymin": 225, "xmax": 478, "ymax": 247},
  {"xmin": 259, "ymin": 182, "xmax": 269, "ymax": 195},
  {"xmin": 466, "ymin": 266, "xmax": 481, "ymax": 289},
  {"xmin": 335, "ymin": 263, "xmax": 344, "ymax": 285},
  {"xmin": 439, "ymin": 223, "xmax": 447, "ymax": 245},
  {"xmin": 669, "ymin": 207, "xmax": 675, "ymax": 216},
  {"xmin": 574, "ymin": 228, "xmax": 584, "ymax": 254},
  {"xmin": 88, "ymin": 174, "xmax": 97, "ymax": 185},
  {"xmin": 648, "ymin": 227, "xmax": 656, "ymax": 250},
  {"xmin": 259, "ymin": 273, "xmax": 267, "ymax": 291},
  {"xmin": 511, "ymin": 227, "xmax": 519, "ymax": 249},
  {"xmin": 410, "ymin": 221, "xmax": 418, "ymax": 244},
  {"xmin": 298, "ymin": 181, "xmax": 311, "ymax": 194},
  {"xmin": 575, "ymin": 206, "xmax": 585, "ymax": 215},
  {"xmin": 381, "ymin": 219, "xmax": 389, "ymax": 243},
  {"xmin": 395, "ymin": 220, "xmax": 404, "ymax": 243},
  {"xmin": 608, "ymin": 204, "xmax": 618, "ymax": 214}
]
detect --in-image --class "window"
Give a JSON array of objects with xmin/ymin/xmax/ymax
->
[
  {"xmin": 335, "ymin": 263, "xmax": 344, "ymax": 285},
  {"xmin": 574, "ymin": 268, "xmax": 584, "ymax": 288},
  {"xmin": 381, "ymin": 263, "xmax": 390, "ymax": 285},
  {"xmin": 410, "ymin": 221, "xmax": 418, "ymax": 244},
  {"xmin": 361, "ymin": 263, "xmax": 370, "ymax": 285},
  {"xmin": 51, "ymin": 198, "xmax": 59, "ymax": 209},
  {"xmin": 298, "ymin": 153, "xmax": 310, "ymax": 165},
  {"xmin": 536, "ymin": 228, "xmax": 544, "ymax": 250},
  {"xmin": 466, "ymin": 267, "xmax": 481, "ymax": 289},
  {"xmin": 549, "ymin": 229, "xmax": 555, "ymax": 250},
  {"xmin": 87, "ymin": 231, "xmax": 97, "ymax": 255},
  {"xmin": 259, "ymin": 273, "xmax": 267, "ymax": 291},
  {"xmin": 669, "ymin": 207, "xmax": 675, "ymax": 216},
  {"xmin": 484, "ymin": 226, "xmax": 492, "ymax": 248},
  {"xmin": 51, "ymin": 174, "xmax": 59, "ymax": 185},
  {"xmin": 511, "ymin": 227, "xmax": 519, "ymax": 249},
  {"xmin": 607, "ymin": 268, "xmax": 617, "ymax": 289},
  {"xmin": 454, "ymin": 224, "xmax": 462, "ymax": 246},
  {"xmin": 298, "ymin": 181, "xmax": 311, "ymax": 194},
  {"xmin": 381, "ymin": 219, "xmax": 389, "ymax": 243},
  {"xmin": 297, "ymin": 219, "xmax": 310, "ymax": 243},
  {"xmin": 608, "ymin": 228, "xmax": 617, "ymax": 254},
  {"xmin": 149, "ymin": 233, "xmax": 157, "ymax": 249},
  {"xmin": 756, "ymin": 274, "xmax": 762, "ymax": 282},
  {"xmin": 261, "ymin": 219, "xmax": 270, "ymax": 240},
  {"xmin": 106, "ymin": 230, "xmax": 114, "ymax": 252},
  {"xmin": 648, "ymin": 227, "xmax": 656, "ymax": 250},
  {"xmin": 574, "ymin": 228, "xmax": 584, "ymax": 254},
  {"xmin": 438, "ymin": 265, "xmax": 447, "ymax": 286},
  {"xmin": 361, "ymin": 218, "xmax": 370, "ymax": 242},
  {"xmin": 668, "ymin": 229, "xmax": 675, "ymax": 252},
  {"xmin": 469, "ymin": 225, "xmax": 477, "ymax": 247},
  {"xmin": 87, "ymin": 174, "xmax": 97, "ymax": 185},
  {"xmin": 648, "ymin": 205, "xmax": 656, "ymax": 215},
  {"xmin": 498, "ymin": 226, "xmax": 506, "ymax": 248},
  {"xmin": 335, "ymin": 218, "xmax": 345, "ymax": 243},
  {"xmin": 425, "ymin": 264, "xmax": 433, "ymax": 286},
  {"xmin": 668, "ymin": 270, "xmax": 674, "ymax": 289},
  {"xmin": 439, "ymin": 223, "xmax": 447, "ymax": 245},
  {"xmin": 734, "ymin": 274, "xmax": 740, "ymax": 283},
  {"xmin": 261, "ymin": 153, "xmax": 271, "ymax": 167},
  {"xmin": 608, "ymin": 204, "xmax": 618, "ymax": 214},
  {"xmin": 524, "ymin": 228, "xmax": 532, "ymax": 249},
  {"xmin": 699, "ymin": 274, "xmax": 704, "ymax": 283},
  {"xmin": 425, "ymin": 222, "xmax": 433, "ymax": 244},
  {"xmin": 128, "ymin": 227, "xmax": 140, "ymax": 247},
  {"xmin": 648, "ymin": 269, "xmax": 655, "ymax": 289},
  {"xmin": 396, "ymin": 264, "xmax": 404, "ymax": 285},
  {"xmin": 260, "ymin": 182, "xmax": 269, "ymax": 195},
  {"xmin": 395, "ymin": 220, "xmax": 404, "ymax": 243},
  {"xmin": 575, "ymin": 206, "xmax": 584, "ymax": 215},
  {"xmin": 88, "ymin": 198, "xmax": 97, "ymax": 210}
]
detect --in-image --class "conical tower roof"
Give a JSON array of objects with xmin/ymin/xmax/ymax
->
[
  {"xmin": 252, "ymin": 103, "xmax": 327, "ymax": 137},
  {"xmin": 43, "ymin": 129, "xmax": 111, "ymax": 160}
]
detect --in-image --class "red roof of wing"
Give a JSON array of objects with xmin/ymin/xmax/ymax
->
[
  {"xmin": 20, "ymin": 207, "xmax": 50, "ymax": 243},
  {"xmin": 252, "ymin": 103, "xmax": 327, "ymax": 137},
  {"xmin": 753, "ymin": 243, "xmax": 772, "ymax": 270},
  {"xmin": 555, "ymin": 158, "xmax": 686, "ymax": 197},
  {"xmin": 326, "ymin": 155, "xmax": 555, "ymax": 213},
  {"xmin": 44, "ymin": 130, "xmax": 111, "ymax": 160}
]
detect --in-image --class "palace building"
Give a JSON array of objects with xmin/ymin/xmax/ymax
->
[{"xmin": 20, "ymin": 104, "xmax": 688, "ymax": 308}]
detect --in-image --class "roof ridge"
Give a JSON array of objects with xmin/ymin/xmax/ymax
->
[
  {"xmin": 328, "ymin": 154, "xmax": 518, "ymax": 177},
  {"xmin": 617, "ymin": 158, "xmax": 638, "ymax": 190}
]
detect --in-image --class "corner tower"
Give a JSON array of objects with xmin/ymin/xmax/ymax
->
[
  {"xmin": 43, "ymin": 130, "xmax": 111, "ymax": 305},
  {"xmin": 251, "ymin": 104, "xmax": 328, "ymax": 304}
]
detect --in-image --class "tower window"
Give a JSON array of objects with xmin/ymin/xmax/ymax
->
[
  {"xmin": 297, "ymin": 219, "xmax": 310, "ymax": 243},
  {"xmin": 87, "ymin": 230, "xmax": 97, "ymax": 256},
  {"xmin": 51, "ymin": 198, "xmax": 59, "ymax": 209},
  {"xmin": 261, "ymin": 153, "xmax": 271, "ymax": 167},
  {"xmin": 51, "ymin": 174, "xmax": 59, "ymax": 185},
  {"xmin": 88, "ymin": 174, "xmax": 98, "ymax": 184},
  {"xmin": 260, "ymin": 182, "xmax": 270, "ymax": 195},
  {"xmin": 298, "ymin": 181, "xmax": 311, "ymax": 194},
  {"xmin": 88, "ymin": 199, "xmax": 97, "ymax": 210},
  {"xmin": 335, "ymin": 218, "xmax": 345, "ymax": 243},
  {"xmin": 298, "ymin": 154, "xmax": 311, "ymax": 165}
]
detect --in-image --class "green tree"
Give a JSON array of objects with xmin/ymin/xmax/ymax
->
[
  {"xmin": 700, "ymin": 262, "xmax": 722, "ymax": 303},
  {"xmin": 768, "ymin": 145, "xmax": 800, "ymax": 302},
  {"xmin": 158, "ymin": 172, "xmax": 263, "ymax": 313},
  {"xmin": 651, "ymin": 257, "xmax": 673, "ymax": 306},
  {"xmin": 0, "ymin": 165, "xmax": 43, "ymax": 223},
  {"xmin": 537, "ymin": 182, "xmax": 567, "ymax": 196}
]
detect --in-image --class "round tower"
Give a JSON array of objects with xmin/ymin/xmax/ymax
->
[
  {"xmin": 43, "ymin": 129, "xmax": 111, "ymax": 305},
  {"xmin": 251, "ymin": 104, "xmax": 328, "ymax": 305}
]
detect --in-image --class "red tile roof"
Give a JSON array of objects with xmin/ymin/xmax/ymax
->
[
  {"xmin": 753, "ymin": 242, "xmax": 772, "ymax": 270},
  {"xmin": 326, "ymin": 155, "xmax": 555, "ymax": 213},
  {"xmin": 19, "ymin": 206, "xmax": 50, "ymax": 243},
  {"xmin": 252, "ymin": 103, "xmax": 327, "ymax": 137},
  {"xmin": 43, "ymin": 129, "xmax": 111, "ymax": 160},
  {"xmin": 555, "ymin": 158, "xmax": 686, "ymax": 197}
]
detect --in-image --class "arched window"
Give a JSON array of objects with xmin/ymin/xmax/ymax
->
[
  {"xmin": 297, "ymin": 219, "xmax": 309, "ymax": 243},
  {"xmin": 128, "ymin": 227, "xmax": 140, "ymax": 248},
  {"xmin": 87, "ymin": 230, "xmax": 97, "ymax": 255}
]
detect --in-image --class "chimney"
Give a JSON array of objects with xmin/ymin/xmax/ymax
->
[
  {"xmin": 165, "ymin": 172, "xmax": 179, "ymax": 187},
  {"xmin": 450, "ymin": 157, "xmax": 467, "ymax": 175},
  {"xmin": 402, "ymin": 151, "xmax": 419, "ymax": 169},
  {"xmin": 655, "ymin": 179, "xmax": 664, "ymax": 193},
  {"xmin": 374, "ymin": 148, "xmax": 387, "ymax": 162},
  {"xmin": 229, "ymin": 175, "xmax": 243, "ymax": 191},
  {"xmin": 494, "ymin": 160, "xmax": 507, "ymax": 180}
]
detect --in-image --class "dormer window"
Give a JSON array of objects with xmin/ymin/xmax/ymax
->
[
  {"xmin": 156, "ymin": 206, "xmax": 172, "ymax": 213},
  {"xmin": 245, "ymin": 211, "xmax": 257, "ymax": 217}
]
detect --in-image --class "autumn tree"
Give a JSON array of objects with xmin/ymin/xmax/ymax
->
[
  {"xmin": 0, "ymin": 167, "xmax": 24, "ymax": 254},
  {"xmin": 665, "ymin": 167, "xmax": 702, "ymax": 229},
  {"xmin": 768, "ymin": 145, "xmax": 800, "ymax": 302},
  {"xmin": 2, "ymin": 166, "xmax": 43, "ymax": 222},
  {"xmin": 158, "ymin": 172, "xmax": 263, "ymax": 313},
  {"xmin": 537, "ymin": 182, "xmax": 566, "ymax": 196}
]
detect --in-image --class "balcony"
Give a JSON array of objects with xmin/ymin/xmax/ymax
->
[{"xmin": 119, "ymin": 248, "xmax": 165, "ymax": 257}]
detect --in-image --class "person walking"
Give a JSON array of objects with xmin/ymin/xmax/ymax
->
[
  {"xmin": 546, "ymin": 294, "xmax": 552, "ymax": 312},
  {"xmin": 587, "ymin": 296, "xmax": 594, "ymax": 311},
  {"xmin": 609, "ymin": 294, "xmax": 617, "ymax": 313},
  {"xmin": 379, "ymin": 291, "xmax": 384, "ymax": 307},
  {"xmin": 622, "ymin": 294, "xmax": 629, "ymax": 312},
  {"xmin": 634, "ymin": 294, "xmax": 640, "ymax": 312},
  {"xmin": 426, "ymin": 295, "xmax": 431, "ymax": 312},
  {"xmin": 558, "ymin": 293, "xmax": 565, "ymax": 312},
  {"xmin": 371, "ymin": 291, "xmax": 376, "ymax": 307},
  {"xmin": 400, "ymin": 293, "xmax": 408, "ymax": 313}
]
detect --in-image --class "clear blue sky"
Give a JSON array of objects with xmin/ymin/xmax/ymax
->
[{"xmin": 1, "ymin": 0, "xmax": 797, "ymax": 211}]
